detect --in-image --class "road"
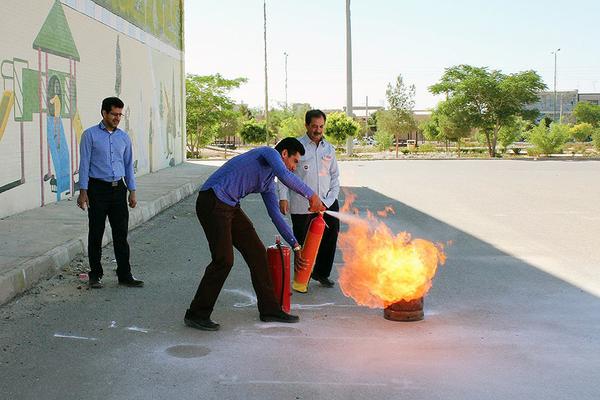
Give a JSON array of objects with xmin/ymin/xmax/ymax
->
[{"xmin": 1, "ymin": 159, "xmax": 599, "ymax": 400}]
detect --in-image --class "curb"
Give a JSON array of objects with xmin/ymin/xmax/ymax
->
[{"xmin": 0, "ymin": 182, "xmax": 197, "ymax": 306}]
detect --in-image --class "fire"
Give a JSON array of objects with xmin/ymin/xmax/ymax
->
[{"xmin": 336, "ymin": 192, "xmax": 446, "ymax": 308}]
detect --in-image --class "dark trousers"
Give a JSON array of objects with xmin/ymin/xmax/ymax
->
[
  {"xmin": 188, "ymin": 190, "xmax": 281, "ymax": 319},
  {"xmin": 291, "ymin": 199, "xmax": 340, "ymax": 279},
  {"xmin": 87, "ymin": 178, "xmax": 131, "ymax": 281}
]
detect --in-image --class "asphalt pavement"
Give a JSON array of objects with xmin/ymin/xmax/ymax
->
[{"xmin": 1, "ymin": 159, "xmax": 599, "ymax": 400}]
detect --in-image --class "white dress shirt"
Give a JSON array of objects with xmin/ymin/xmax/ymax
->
[{"xmin": 277, "ymin": 134, "xmax": 340, "ymax": 214}]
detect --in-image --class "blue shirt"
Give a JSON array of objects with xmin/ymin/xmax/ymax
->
[
  {"xmin": 79, "ymin": 121, "xmax": 136, "ymax": 191},
  {"xmin": 201, "ymin": 147, "xmax": 314, "ymax": 246}
]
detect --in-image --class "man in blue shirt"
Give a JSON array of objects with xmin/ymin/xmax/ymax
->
[
  {"xmin": 77, "ymin": 97, "xmax": 143, "ymax": 289},
  {"xmin": 185, "ymin": 137, "xmax": 325, "ymax": 331}
]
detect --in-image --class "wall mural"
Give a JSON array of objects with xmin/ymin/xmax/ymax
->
[{"xmin": 0, "ymin": 0, "xmax": 185, "ymax": 218}]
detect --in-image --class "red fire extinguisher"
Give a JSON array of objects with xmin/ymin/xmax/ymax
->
[
  {"xmin": 293, "ymin": 213, "xmax": 326, "ymax": 293},
  {"xmin": 267, "ymin": 236, "xmax": 291, "ymax": 313}
]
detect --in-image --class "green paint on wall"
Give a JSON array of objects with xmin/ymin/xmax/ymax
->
[
  {"xmin": 33, "ymin": 0, "xmax": 80, "ymax": 61},
  {"xmin": 91, "ymin": 0, "xmax": 183, "ymax": 50},
  {"xmin": 22, "ymin": 69, "xmax": 39, "ymax": 122}
]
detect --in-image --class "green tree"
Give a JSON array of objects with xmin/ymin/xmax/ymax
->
[
  {"xmin": 573, "ymin": 102, "xmax": 600, "ymax": 127},
  {"xmin": 498, "ymin": 116, "xmax": 528, "ymax": 152},
  {"xmin": 421, "ymin": 100, "xmax": 472, "ymax": 154},
  {"xmin": 374, "ymin": 128, "xmax": 394, "ymax": 151},
  {"xmin": 527, "ymin": 121, "xmax": 569, "ymax": 156},
  {"xmin": 429, "ymin": 65, "xmax": 546, "ymax": 157},
  {"xmin": 267, "ymin": 108, "xmax": 294, "ymax": 140},
  {"xmin": 279, "ymin": 116, "xmax": 306, "ymax": 138},
  {"xmin": 186, "ymin": 74, "xmax": 247, "ymax": 157},
  {"xmin": 239, "ymin": 121, "xmax": 268, "ymax": 144},
  {"xmin": 324, "ymin": 112, "xmax": 360, "ymax": 146},
  {"xmin": 385, "ymin": 75, "xmax": 417, "ymax": 157}
]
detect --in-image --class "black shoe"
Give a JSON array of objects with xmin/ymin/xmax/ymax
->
[
  {"xmin": 312, "ymin": 275, "xmax": 335, "ymax": 288},
  {"xmin": 89, "ymin": 277, "xmax": 103, "ymax": 289},
  {"xmin": 260, "ymin": 310, "xmax": 300, "ymax": 323},
  {"xmin": 184, "ymin": 315, "xmax": 220, "ymax": 331},
  {"xmin": 118, "ymin": 276, "xmax": 144, "ymax": 287}
]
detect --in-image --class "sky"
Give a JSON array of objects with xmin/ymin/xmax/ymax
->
[{"xmin": 185, "ymin": 0, "xmax": 600, "ymax": 114}]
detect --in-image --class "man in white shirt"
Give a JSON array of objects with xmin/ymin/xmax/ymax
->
[{"xmin": 278, "ymin": 110, "xmax": 340, "ymax": 288}]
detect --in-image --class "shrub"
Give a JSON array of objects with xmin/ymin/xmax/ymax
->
[
  {"xmin": 527, "ymin": 121, "xmax": 569, "ymax": 156},
  {"xmin": 416, "ymin": 143, "xmax": 437, "ymax": 153},
  {"xmin": 593, "ymin": 129, "xmax": 600, "ymax": 151}
]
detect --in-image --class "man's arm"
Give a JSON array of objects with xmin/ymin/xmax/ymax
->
[
  {"xmin": 123, "ymin": 135, "xmax": 136, "ymax": 191},
  {"xmin": 123, "ymin": 136, "xmax": 137, "ymax": 208},
  {"xmin": 277, "ymin": 178, "xmax": 290, "ymax": 215},
  {"xmin": 323, "ymin": 149, "xmax": 340, "ymax": 208},
  {"xmin": 77, "ymin": 130, "xmax": 92, "ymax": 210},
  {"xmin": 261, "ymin": 188, "xmax": 297, "ymax": 247}
]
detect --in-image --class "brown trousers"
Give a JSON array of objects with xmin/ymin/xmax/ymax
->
[{"xmin": 188, "ymin": 189, "xmax": 281, "ymax": 318}]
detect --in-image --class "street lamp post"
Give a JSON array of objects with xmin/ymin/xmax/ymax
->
[
  {"xmin": 345, "ymin": 0, "xmax": 354, "ymax": 155},
  {"xmin": 552, "ymin": 48, "xmax": 561, "ymax": 122},
  {"xmin": 284, "ymin": 51, "xmax": 288, "ymax": 109},
  {"xmin": 263, "ymin": 0, "xmax": 269, "ymax": 143}
]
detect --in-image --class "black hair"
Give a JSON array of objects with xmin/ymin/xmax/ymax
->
[
  {"xmin": 275, "ymin": 137, "xmax": 305, "ymax": 157},
  {"xmin": 305, "ymin": 109, "xmax": 326, "ymax": 125},
  {"xmin": 101, "ymin": 97, "xmax": 124, "ymax": 115}
]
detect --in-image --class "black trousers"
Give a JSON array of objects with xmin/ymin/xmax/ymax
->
[
  {"xmin": 87, "ymin": 178, "xmax": 131, "ymax": 281},
  {"xmin": 188, "ymin": 190, "xmax": 281, "ymax": 319},
  {"xmin": 291, "ymin": 199, "xmax": 340, "ymax": 279}
]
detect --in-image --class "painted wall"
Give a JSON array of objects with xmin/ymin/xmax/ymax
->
[{"xmin": 0, "ymin": 0, "xmax": 185, "ymax": 218}]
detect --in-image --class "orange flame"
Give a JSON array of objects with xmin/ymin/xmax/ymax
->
[
  {"xmin": 377, "ymin": 206, "xmax": 396, "ymax": 218},
  {"xmin": 337, "ymin": 193, "xmax": 446, "ymax": 308}
]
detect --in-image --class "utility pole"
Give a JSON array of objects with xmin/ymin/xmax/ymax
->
[
  {"xmin": 345, "ymin": 0, "xmax": 354, "ymax": 155},
  {"xmin": 263, "ymin": 0, "xmax": 269, "ymax": 143},
  {"xmin": 552, "ymin": 48, "xmax": 560, "ymax": 121},
  {"xmin": 284, "ymin": 51, "xmax": 288, "ymax": 109}
]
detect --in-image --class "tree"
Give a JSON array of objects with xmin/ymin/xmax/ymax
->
[
  {"xmin": 498, "ymin": 116, "xmax": 528, "ymax": 152},
  {"xmin": 324, "ymin": 112, "xmax": 360, "ymax": 146},
  {"xmin": 573, "ymin": 102, "xmax": 600, "ymax": 127},
  {"xmin": 526, "ymin": 121, "xmax": 569, "ymax": 156},
  {"xmin": 385, "ymin": 75, "xmax": 417, "ymax": 157},
  {"xmin": 279, "ymin": 116, "xmax": 306, "ymax": 138},
  {"xmin": 374, "ymin": 129, "xmax": 394, "ymax": 151},
  {"xmin": 239, "ymin": 121, "xmax": 268, "ymax": 144},
  {"xmin": 429, "ymin": 65, "xmax": 546, "ymax": 157},
  {"xmin": 186, "ymin": 74, "xmax": 247, "ymax": 157},
  {"xmin": 570, "ymin": 122, "xmax": 594, "ymax": 142},
  {"xmin": 421, "ymin": 100, "xmax": 472, "ymax": 154},
  {"xmin": 267, "ymin": 108, "xmax": 294, "ymax": 140}
]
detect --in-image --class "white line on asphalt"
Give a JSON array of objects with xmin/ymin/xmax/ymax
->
[
  {"xmin": 126, "ymin": 326, "xmax": 149, "ymax": 333},
  {"xmin": 224, "ymin": 288, "xmax": 258, "ymax": 307},
  {"xmin": 292, "ymin": 302, "xmax": 336, "ymax": 309},
  {"xmin": 225, "ymin": 380, "xmax": 387, "ymax": 387},
  {"xmin": 53, "ymin": 334, "xmax": 98, "ymax": 341}
]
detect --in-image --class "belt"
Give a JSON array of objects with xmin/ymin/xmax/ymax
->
[{"xmin": 89, "ymin": 177, "xmax": 123, "ymax": 187}]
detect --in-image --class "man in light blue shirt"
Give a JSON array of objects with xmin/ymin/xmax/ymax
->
[
  {"xmin": 185, "ymin": 137, "xmax": 325, "ymax": 331},
  {"xmin": 77, "ymin": 97, "xmax": 142, "ymax": 289},
  {"xmin": 278, "ymin": 110, "xmax": 340, "ymax": 289}
]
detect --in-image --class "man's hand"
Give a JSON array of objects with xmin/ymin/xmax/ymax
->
[
  {"xmin": 308, "ymin": 193, "xmax": 325, "ymax": 213},
  {"xmin": 128, "ymin": 191, "xmax": 137, "ymax": 208},
  {"xmin": 293, "ymin": 245, "xmax": 309, "ymax": 273},
  {"xmin": 77, "ymin": 190, "xmax": 89, "ymax": 211},
  {"xmin": 279, "ymin": 200, "xmax": 289, "ymax": 215}
]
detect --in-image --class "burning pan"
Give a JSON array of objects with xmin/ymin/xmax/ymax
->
[{"xmin": 383, "ymin": 297, "xmax": 424, "ymax": 322}]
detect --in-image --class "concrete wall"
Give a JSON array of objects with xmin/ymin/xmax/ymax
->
[{"xmin": 0, "ymin": 0, "xmax": 185, "ymax": 218}]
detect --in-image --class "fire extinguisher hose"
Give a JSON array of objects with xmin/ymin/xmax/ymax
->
[{"xmin": 276, "ymin": 241, "xmax": 285, "ymax": 308}]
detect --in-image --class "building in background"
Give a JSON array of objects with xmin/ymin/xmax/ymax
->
[
  {"xmin": 0, "ymin": 0, "xmax": 185, "ymax": 218},
  {"xmin": 526, "ymin": 90, "xmax": 600, "ymax": 123}
]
